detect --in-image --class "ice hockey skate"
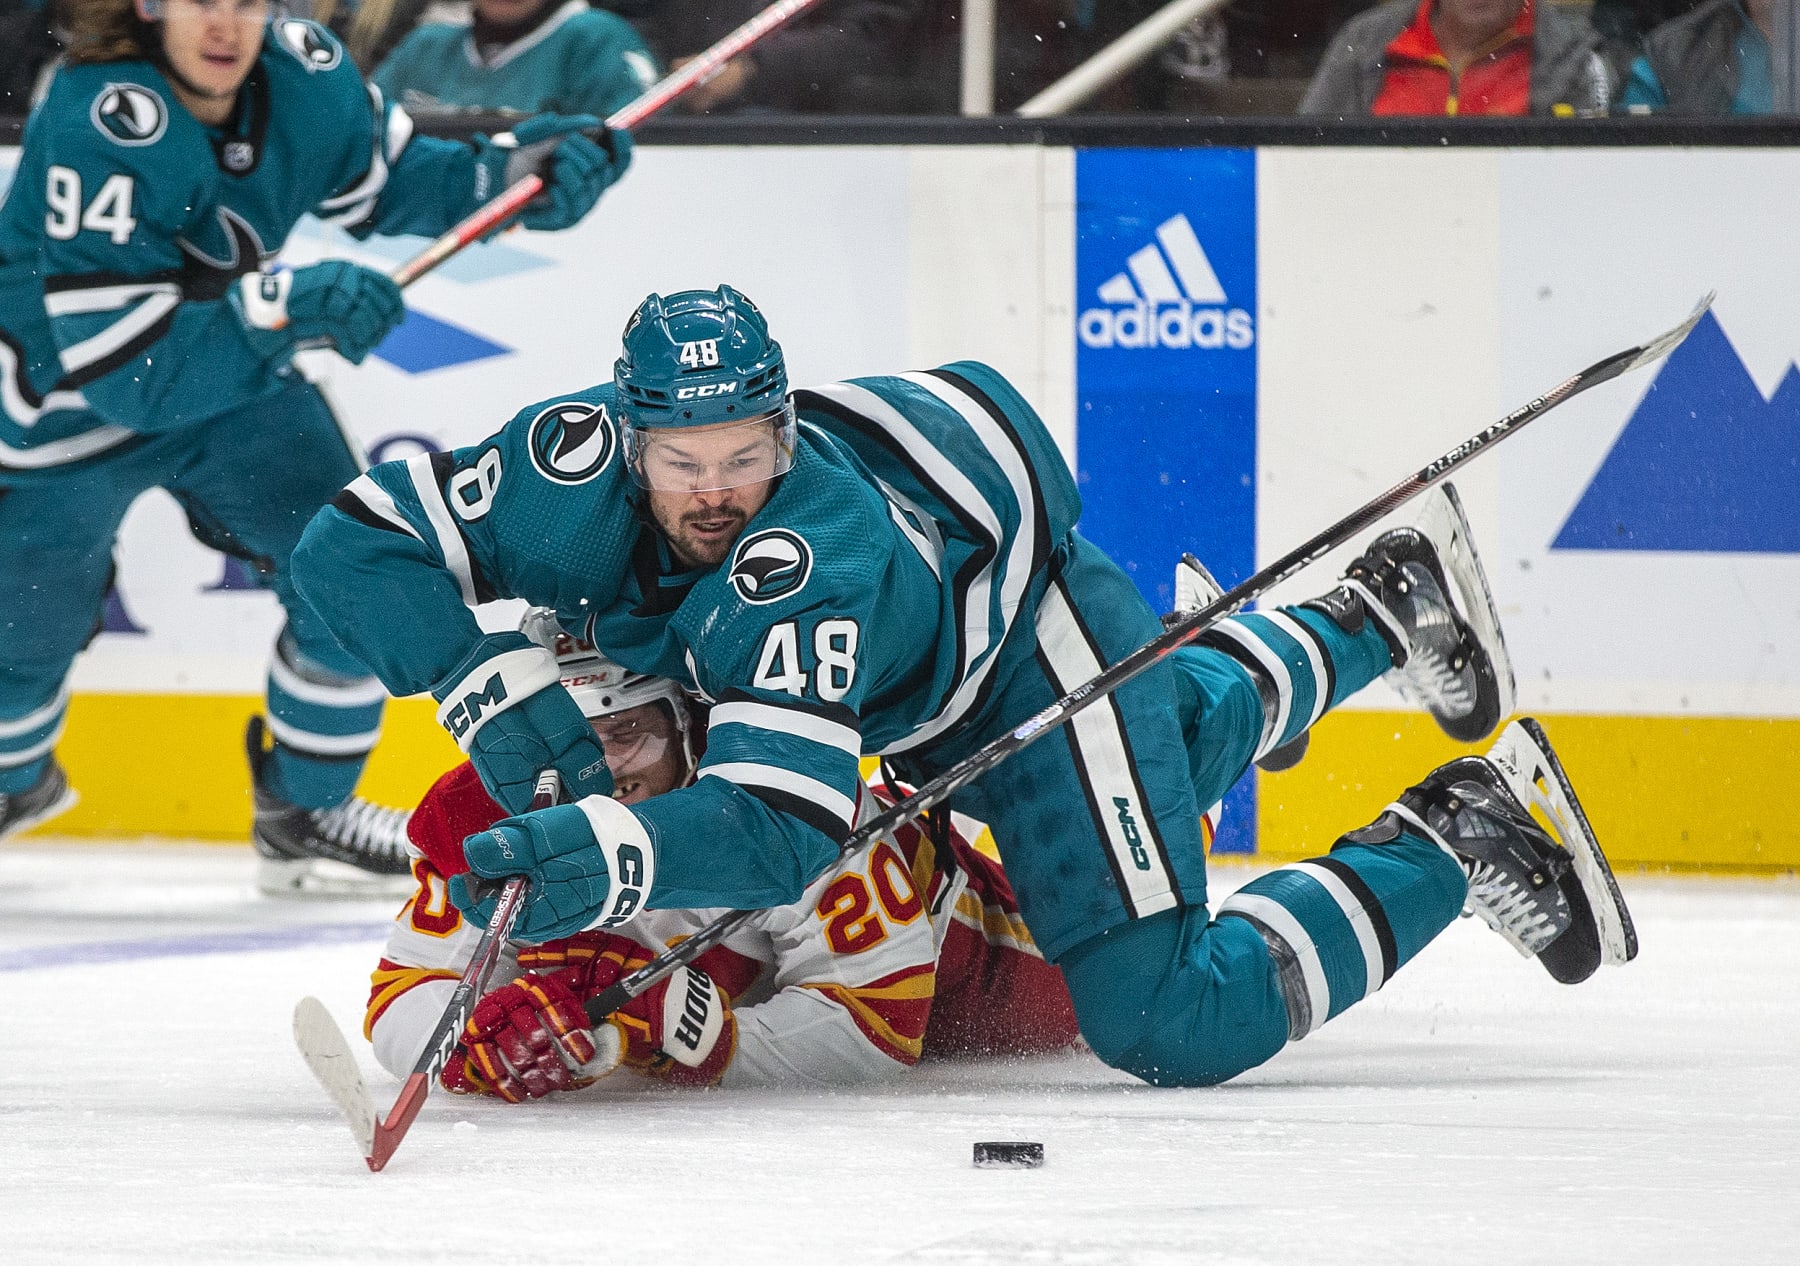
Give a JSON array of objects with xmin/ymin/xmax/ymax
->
[
  {"xmin": 1379, "ymin": 717, "xmax": 1638, "ymax": 984},
  {"xmin": 0, "ymin": 759, "xmax": 77, "ymax": 842},
  {"xmin": 1316, "ymin": 482, "xmax": 1515, "ymax": 744},
  {"xmin": 246, "ymin": 718, "xmax": 414, "ymax": 898}
]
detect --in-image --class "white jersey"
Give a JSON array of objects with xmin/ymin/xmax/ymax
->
[{"xmin": 366, "ymin": 771, "xmax": 1027, "ymax": 1087}]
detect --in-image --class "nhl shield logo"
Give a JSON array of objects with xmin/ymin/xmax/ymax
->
[
  {"xmin": 729, "ymin": 529, "xmax": 813, "ymax": 605},
  {"xmin": 91, "ymin": 84, "xmax": 167, "ymax": 147},
  {"xmin": 276, "ymin": 20, "xmax": 344, "ymax": 72},
  {"xmin": 527, "ymin": 402, "xmax": 616, "ymax": 484}
]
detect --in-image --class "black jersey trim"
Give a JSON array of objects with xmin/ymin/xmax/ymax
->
[
  {"xmin": 57, "ymin": 307, "xmax": 177, "ymax": 388},
  {"xmin": 1050, "ymin": 572, "xmax": 1183, "ymax": 910},
  {"xmin": 732, "ymin": 781, "xmax": 852, "ymax": 847},
  {"xmin": 795, "ymin": 388, "xmax": 994, "ymax": 726},
  {"xmin": 713, "ymin": 687, "xmax": 859, "ymax": 731},
  {"xmin": 332, "ymin": 487, "xmax": 412, "ymax": 537},
  {"xmin": 1311, "ymin": 855, "xmax": 1398, "ymax": 986}
]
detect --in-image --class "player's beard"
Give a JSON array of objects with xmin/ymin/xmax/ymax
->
[{"xmin": 657, "ymin": 503, "xmax": 748, "ymax": 569}]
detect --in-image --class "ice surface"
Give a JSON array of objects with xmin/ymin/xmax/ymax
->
[{"xmin": 2, "ymin": 841, "xmax": 1795, "ymax": 1265}]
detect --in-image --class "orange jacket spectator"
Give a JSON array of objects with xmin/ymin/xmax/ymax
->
[{"xmin": 1302, "ymin": 0, "xmax": 1612, "ymax": 117}]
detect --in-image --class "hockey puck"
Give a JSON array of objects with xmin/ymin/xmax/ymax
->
[{"xmin": 973, "ymin": 1141, "xmax": 1044, "ymax": 1169}]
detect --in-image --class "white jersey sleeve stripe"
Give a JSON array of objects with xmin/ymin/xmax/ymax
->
[
  {"xmin": 43, "ymin": 282, "xmax": 181, "ymax": 318},
  {"xmin": 1262, "ymin": 610, "xmax": 1333, "ymax": 730},
  {"xmin": 341, "ymin": 473, "xmax": 425, "ymax": 542},
  {"xmin": 700, "ymin": 764, "xmax": 857, "ymax": 831},
  {"xmin": 707, "ymin": 701, "xmax": 861, "ymax": 757},
  {"xmin": 0, "ymin": 685, "xmax": 70, "ymax": 739},
  {"xmin": 56, "ymin": 292, "xmax": 180, "ymax": 375},
  {"xmin": 405, "ymin": 453, "xmax": 477, "ymax": 606}
]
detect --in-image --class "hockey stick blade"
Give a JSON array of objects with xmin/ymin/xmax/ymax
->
[
  {"xmin": 293, "ymin": 996, "xmax": 377, "ymax": 1161},
  {"xmin": 579, "ymin": 295, "xmax": 1710, "ymax": 1025}
]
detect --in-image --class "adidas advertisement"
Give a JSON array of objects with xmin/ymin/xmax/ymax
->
[{"xmin": 1074, "ymin": 148, "xmax": 1258, "ymax": 853}]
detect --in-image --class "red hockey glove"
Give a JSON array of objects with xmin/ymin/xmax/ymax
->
[
  {"xmin": 522, "ymin": 932, "xmax": 735, "ymax": 1086},
  {"xmin": 441, "ymin": 972, "xmax": 604, "ymax": 1103}
]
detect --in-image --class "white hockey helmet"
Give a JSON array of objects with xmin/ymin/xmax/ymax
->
[
  {"xmin": 518, "ymin": 610, "xmax": 700, "ymax": 795},
  {"xmin": 518, "ymin": 608, "xmax": 690, "ymax": 720}
]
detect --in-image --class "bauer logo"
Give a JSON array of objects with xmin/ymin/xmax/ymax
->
[{"xmin": 1077, "ymin": 214, "xmax": 1254, "ymax": 351}]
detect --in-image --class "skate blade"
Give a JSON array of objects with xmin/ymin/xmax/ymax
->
[
  {"xmin": 1411, "ymin": 482, "xmax": 1517, "ymax": 726},
  {"xmin": 258, "ymin": 856, "xmax": 416, "ymax": 902},
  {"xmin": 1484, "ymin": 718, "xmax": 1637, "ymax": 966},
  {"xmin": 0, "ymin": 784, "xmax": 79, "ymax": 843}
]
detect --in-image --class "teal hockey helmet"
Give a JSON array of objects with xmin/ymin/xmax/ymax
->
[{"xmin": 615, "ymin": 286, "xmax": 796, "ymax": 492}]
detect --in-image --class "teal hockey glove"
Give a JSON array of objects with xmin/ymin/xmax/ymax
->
[
  {"xmin": 470, "ymin": 114, "xmax": 631, "ymax": 234},
  {"xmin": 231, "ymin": 260, "xmax": 404, "ymax": 365},
  {"xmin": 434, "ymin": 633, "xmax": 613, "ymax": 815},
  {"xmin": 452, "ymin": 798, "xmax": 656, "ymax": 944}
]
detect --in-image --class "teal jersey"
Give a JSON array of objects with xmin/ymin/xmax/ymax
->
[
  {"xmin": 294, "ymin": 363, "xmax": 1080, "ymax": 910},
  {"xmin": 0, "ymin": 21, "xmax": 485, "ymax": 471},
  {"xmin": 374, "ymin": 1, "xmax": 659, "ymax": 117}
]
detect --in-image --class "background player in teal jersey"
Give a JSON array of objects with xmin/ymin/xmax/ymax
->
[
  {"xmin": 374, "ymin": 0, "xmax": 660, "ymax": 118},
  {"xmin": 0, "ymin": 0, "xmax": 631, "ymax": 893},
  {"xmin": 293, "ymin": 286, "xmax": 1636, "ymax": 1087}
]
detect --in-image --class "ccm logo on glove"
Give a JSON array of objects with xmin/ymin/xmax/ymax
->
[{"xmin": 436, "ymin": 647, "xmax": 561, "ymax": 747}]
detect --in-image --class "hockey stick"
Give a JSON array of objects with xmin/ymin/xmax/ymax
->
[
  {"xmin": 293, "ymin": 768, "xmax": 562, "ymax": 1171},
  {"xmin": 389, "ymin": 0, "xmax": 827, "ymax": 288},
  {"xmin": 574, "ymin": 292, "xmax": 1713, "ymax": 1029}
]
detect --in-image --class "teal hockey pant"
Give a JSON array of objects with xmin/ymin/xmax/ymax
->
[
  {"xmin": 0, "ymin": 382, "xmax": 383, "ymax": 808},
  {"xmin": 946, "ymin": 533, "xmax": 1468, "ymax": 1087}
]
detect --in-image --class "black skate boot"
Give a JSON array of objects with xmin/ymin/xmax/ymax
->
[
  {"xmin": 0, "ymin": 759, "xmax": 77, "ymax": 842},
  {"xmin": 1307, "ymin": 483, "xmax": 1515, "ymax": 744},
  {"xmin": 1364, "ymin": 718, "xmax": 1637, "ymax": 984},
  {"xmin": 246, "ymin": 717, "xmax": 414, "ymax": 898}
]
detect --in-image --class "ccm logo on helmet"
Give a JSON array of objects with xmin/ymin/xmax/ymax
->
[{"xmin": 674, "ymin": 382, "xmax": 738, "ymax": 401}]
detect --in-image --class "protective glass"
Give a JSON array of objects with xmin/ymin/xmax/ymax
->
[
  {"xmin": 590, "ymin": 706, "xmax": 674, "ymax": 783},
  {"xmin": 624, "ymin": 404, "xmax": 797, "ymax": 493}
]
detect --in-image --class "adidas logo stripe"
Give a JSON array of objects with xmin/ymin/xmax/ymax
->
[{"xmin": 1079, "ymin": 213, "xmax": 1254, "ymax": 352}]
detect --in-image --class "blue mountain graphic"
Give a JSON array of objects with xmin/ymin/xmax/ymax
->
[
  {"xmin": 1554, "ymin": 309, "xmax": 1800, "ymax": 554},
  {"xmin": 374, "ymin": 309, "xmax": 511, "ymax": 375}
]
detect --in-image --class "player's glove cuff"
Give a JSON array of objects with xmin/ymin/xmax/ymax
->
[{"xmin": 433, "ymin": 633, "xmax": 561, "ymax": 752}]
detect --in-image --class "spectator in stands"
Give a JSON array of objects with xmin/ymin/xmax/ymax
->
[
  {"xmin": 314, "ymin": 0, "xmax": 445, "ymax": 74},
  {"xmin": 1620, "ymin": 0, "xmax": 1777, "ymax": 113},
  {"xmin": 1301, "ymin": 0, "xmax": 1613, "ymax": 117},
  {"xmin": 598, "ymin": 0, "xmax": 920, "ymax": 113},
  {"xmin": 0, "ymin": 0, "xmax": 69, "ymax": 114},
  {"xmin": 374, "ymin": 0, "xmax": 659, "ymax": 116}
]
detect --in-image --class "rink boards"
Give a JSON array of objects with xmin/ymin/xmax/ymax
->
[{"xmin": 3, "ymin": 143, "xmax": 1795, "ymax": 871}]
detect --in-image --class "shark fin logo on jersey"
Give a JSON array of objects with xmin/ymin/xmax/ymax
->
[
  {"xmin": 91, "ymin": 84, "xmax": 167, "ymax": 147},
  {"xmin": 729, "ymin": 529, "xmax": 812, "ymax": 605},
  {"xmin": 1078, "ymin": 214, "xmax": 1253, "ymax": 351},
  {"xmin": 175, "ymin": 207, "xmax": 269, "ymax": 299},
  {"xmin": 528, "ymin": 403, "xmax": 616, "ymax": 484},
  {"xmin": 276, "ymin": 20, "xmax": 343, "ymax": 72}
]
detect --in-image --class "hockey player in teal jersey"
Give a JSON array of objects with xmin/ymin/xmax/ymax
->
[
  {"xmin": 0, "ymin": 0, "xmax": 631, "ymax": 892},
  {"xmin": 293, "ymin": 286, "xmax": 1637, "ymax": 1087}
]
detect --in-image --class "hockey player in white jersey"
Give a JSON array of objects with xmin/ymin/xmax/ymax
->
[{"xmin": 366, "ymin": 611, "xmax": 1081, "ymax": 1095}]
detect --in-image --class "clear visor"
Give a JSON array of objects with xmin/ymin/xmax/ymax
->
[
  {"xmin": 590, "ymin": 707, "xmax": 674, "ymax": 788},
  {"xmin": 625, "ymin": 404, "xmax": 797, "ymax": 493}
]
